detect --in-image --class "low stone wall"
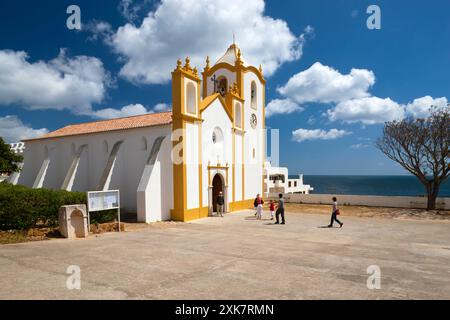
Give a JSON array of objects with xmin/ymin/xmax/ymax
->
[{"xmin": 278, "ymin": 193, "xmax": 450, "ymax": 210}]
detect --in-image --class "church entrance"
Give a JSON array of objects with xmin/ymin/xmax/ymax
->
[{"xmin": 212, "ymin": 174, "xmax": 223, "ymax": 213}]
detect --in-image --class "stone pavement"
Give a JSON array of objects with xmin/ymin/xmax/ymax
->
[{"xmin": 1, "ymin": 210, "xmax": 450, "ymax": 299}]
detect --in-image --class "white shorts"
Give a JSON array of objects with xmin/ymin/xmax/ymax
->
[{"xmin": 256, "ymin": 204, "xmax": 263, "ymax": 216}]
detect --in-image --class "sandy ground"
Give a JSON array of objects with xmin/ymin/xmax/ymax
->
[
  {"xmin": 1, "ymin": 210, "xmax": 450, "ymax": 300},
  {"xmin": 283, "ymin": 203, "xmax": 450, "ymax": 221}
]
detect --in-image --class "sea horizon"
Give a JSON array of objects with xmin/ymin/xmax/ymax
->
[{"xmin": 299, "ymin": 175, "xmax": 450, "ymax": 198}]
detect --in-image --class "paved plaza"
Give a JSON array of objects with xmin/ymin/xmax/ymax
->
[{"xmin": 1, "ymin": 210, "xmax": 450, "ymax": 299}]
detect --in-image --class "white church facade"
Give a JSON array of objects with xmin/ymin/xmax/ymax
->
[{"xmin": 17, "ymin": 44, "xmax": 266, "ymax": 222}]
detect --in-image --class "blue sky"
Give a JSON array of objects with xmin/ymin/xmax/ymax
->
[{"xmin": 0, "ymin": 0, "xmax": 449, "ymax": 175}]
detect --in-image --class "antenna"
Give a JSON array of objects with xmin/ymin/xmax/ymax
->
[{"xmin": 233, "ymin": 32, "xmax": 235, "ymax": 45}]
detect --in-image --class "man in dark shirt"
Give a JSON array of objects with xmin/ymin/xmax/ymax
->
[
  {"xmin": 216, "ymin": 191, "xmax": 225, "ymax": 217},
  {"xmin": 275, "ymin": 193, "xmax": 285, "ymax": 224}
]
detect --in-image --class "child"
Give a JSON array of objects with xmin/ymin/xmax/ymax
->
[
  {"xmin": 255, "ymin": 194, "xmax": 264, "ymax": 220},
  {"xmin": 269, "ymin": 200, "xmax": 275, "ymax": 220}
]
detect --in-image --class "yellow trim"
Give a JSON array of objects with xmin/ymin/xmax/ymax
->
[
  {"xmin": 171, "ymin": 118, "xmax": 187, "ymax": 221},
  {"xmin": 201, "ymin": 70, "xmax": 208, "ymax": 99},
  {"xmin": 242, "ymin": 119, "xmax": 245, "ymax": 201},
  {"xmin": 243, "ymin": 66, "xmax": 266, "ymax": 84},
  {"xmin": 207, "ymin": 164, "xmax": 229, "ymax": 170},
  {"xmin": 199, "ymin": 93, "xmax": 220, "ymax": 111},
  {"xmin": 235, "ymin": 60, "xmax": 245, "ymax": 98},
  {"xmin": 204, "ymin": 63, "xmax": 265, "ymax": 85},
  {"xmin": 262, "ymin": 82, "xmax": 266, "ymax": 194},
  {"xmin": 207, "ymin": 62, "xmax": 236, "ymax": 75},
  {"xmin": 174, "ymin": 65, "xmax": 201, "ymax": 83},
  {"xmin": 232, "ymin": 130, "xmax": 235, "ymax": 203},
  {"xmin": 180, "ymin": 200, "xmax": 254, "ymax": 222},
  {"xmin": 228, "ymin": 199, "xmax": 254, "ymax": 212},
  {"xmin": 232, "ymin": 127, "xmax": 245, "ymax": 135},
  {"xmin": 171, "ymin": 62, "xmax": 200, "ymax": 222},
  {"xmin": 181, "ymin": 207, "xmax": 209, "ymax": 222}
]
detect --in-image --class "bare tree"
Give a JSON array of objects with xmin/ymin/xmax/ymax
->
[{"xmin": 376, "ymin": 105, "xmax": 450, "ymax": 210}]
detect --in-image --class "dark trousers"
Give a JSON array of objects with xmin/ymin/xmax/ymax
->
[
  {"xmin": 276, "ymin": 208, "xmax": 285, "ymax": 223},
  {"xmin": 330, "ymin": 211, "xmax": 342, "ymax": 226}
]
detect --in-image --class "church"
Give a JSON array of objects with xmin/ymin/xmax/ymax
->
[{"xmin": 17, "ymin": 44, "xmax": 266, "ymax": 222}]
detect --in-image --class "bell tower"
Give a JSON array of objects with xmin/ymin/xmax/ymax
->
[{"xmin": 171, "ymin": 57, "xmax": 204, "ymax": 221}]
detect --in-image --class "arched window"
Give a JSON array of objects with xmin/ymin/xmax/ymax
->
[
  {"xmin": 251, "ymin": 81, "xmax": 257, "ymax": 109},
  {"xmin": 217, "ymin": 76, "xmax": 228, "ymax": 97},
  {"xmin": 212, "ymin": 127, "xmax": 224, "ymax": 145},
  {"xmin": 235, "ymin": 102, "xmax": 242, "ymax": 128},
  {"xmin": 211, "ymin": 127, "xmax": 225, "ymax": 164},
  {"xmin": 186, "ymin": 82, "xmax": 197, "ymax": 114}
]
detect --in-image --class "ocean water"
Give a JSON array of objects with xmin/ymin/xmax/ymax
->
[{"xmin": 302, "ymin": 175, "xmax": 450, "ymax": 197}]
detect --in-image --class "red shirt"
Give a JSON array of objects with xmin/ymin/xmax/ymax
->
[{"xmin": 269, "ymin": 202, "xmax": 275, "ymax": 211}]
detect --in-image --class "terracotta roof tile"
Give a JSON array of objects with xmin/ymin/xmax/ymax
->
[{"xmin": 23, "ymin": 111, "xmax": 173, "ymax": 141}]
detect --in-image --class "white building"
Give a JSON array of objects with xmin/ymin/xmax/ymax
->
[
  {"xmin": 1, "ymin": 142, "xmax": 25, "ymax": 183},
  {"xmin": 264, "ymin": 161, "xmax": 313, "ymax": 196},
  {"xmin": 16, "ymin": 44, "xmax": 266, "ymax": 222}
]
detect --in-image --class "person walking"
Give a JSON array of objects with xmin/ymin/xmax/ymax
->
[
  {"xmin": 269, "ymin": 200, "xmax": 275, "ymax": 220},
  {"xmin": 328, "ymin": 196, "xmax": 343, "ymax": 228},
  {"xmin": 275, "ymin": 193, "xmax": 285, "ymax": 224},
  {"xmin": 255, "ymin": 194, "xmax": 264, "ymax": 220},
  {"xmin": 216, "ymin": 191, "xmax": 225, "ymax": 217}
]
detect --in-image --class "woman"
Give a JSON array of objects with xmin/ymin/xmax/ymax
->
[
  {"xmin": 328, "ymin": 196, "xmax": 343, "ymax": 228},
  {"xmin": 254, "ymin": 194, "xmax": 264, "ymax": 220}
]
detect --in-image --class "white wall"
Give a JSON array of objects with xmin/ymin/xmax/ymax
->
[
  {"xmin": 283, "ymin": 193, "xmax": 450, "ymax": 210},
  {"xmin": 201, "ymin": 99, "xmax": 233, "ymax": 207},
  {"xmin": 234, "ymin": 134, "xmax": 243, "ymax": 201},
  {"xmin": 243, "ymin": 71, "xmax": 264, "ymax": 199},
  {"xmin": 19, "ymin": 125, "xmax": 173, "ymax": 215}
]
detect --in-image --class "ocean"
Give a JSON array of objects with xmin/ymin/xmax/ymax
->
[{"xmin": 301, "ymin": 175, "xmax": 450, "ymax": 198}]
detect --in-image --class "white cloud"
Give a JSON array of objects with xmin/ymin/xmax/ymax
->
[
  {"xmin": 88, "ymin": 102, "xmax": 171, "ymax": 119},
  {"xmin": 118, "ymin": 0, "xmax": 153, "ymax": 23},
  {"xmin": 351, "ymin": 143, "xmax": 370, "ymax": 149},
  {"xmin": 327, "ymin": 97, "xmax": 405, "ymax": 125},
  {"xmin": 0, "ymin": 116, "xmax": 48, "ymax": 142},
  {"xmin": 266, "ymin": 98, "xmax": 303, "ymax": 117},
  {"xmin": 85, "ymin": 20, "xmax": 114, "ymax": 42},
  {"xmin": 118, "ymin": 0, "xmax": 140, "ymax": 22},
  {"xmin": 89, "ymin": 104, "xmax": 148, "ymax": 119},
  {"xmin": 277, "ymin": 62, "xmax": 375, "ymax": 104},
  {"xmin": 0, "ymin": 49, "xmax": 110, "ymax": 114},
  {"xmin": 272, "ymin": 61, "xmax": 448, "ymax": 125},
  {"xmin": 109, "ymin": 0, "xmax": 308, "ymax": 84},
  {"xmin": 405, "ymin": 96, "xmax": 448, "ymax": 118},
  {"xmin": 307, "ymin": 116, "xmax": 316, "ymax": 125},
  {"xmin": 292, "ymin": 128, "xmax": 351, "ymax": 142},
  {"xmin": 153, "ymin": 103, "xmax": 171, "ymax": 112}
]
